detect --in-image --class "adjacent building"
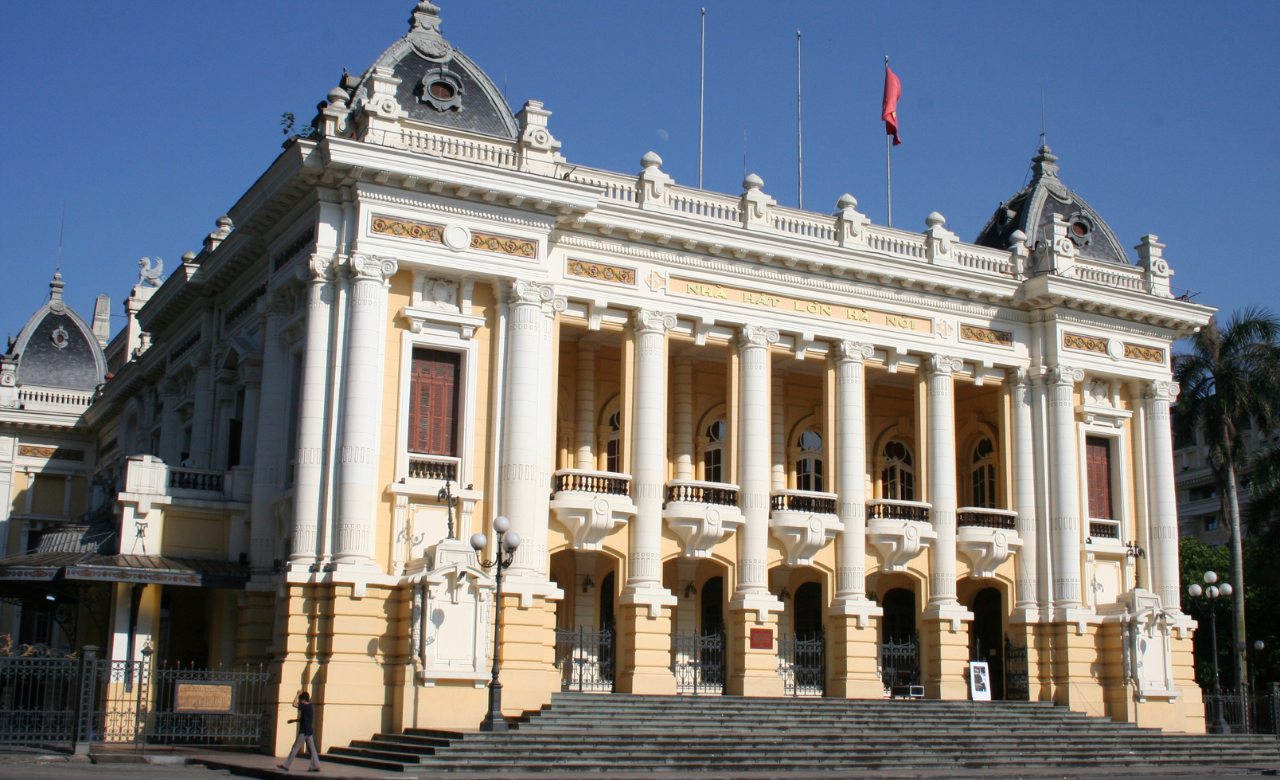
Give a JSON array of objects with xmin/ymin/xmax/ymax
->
[{"xmin": 0, "ymin": 1, "xmax": 1217, "ymax": 751}]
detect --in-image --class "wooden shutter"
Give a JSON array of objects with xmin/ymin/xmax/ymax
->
[
  {"xmin": 409, "ymin": 349, "xmax": 460, "ymax": 456},
  {"xmin": 1085, "ymin": 436, "xmax": 1113, "ymax": 519}
]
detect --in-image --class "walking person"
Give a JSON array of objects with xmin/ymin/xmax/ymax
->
[{"xmin": 279, "ymin": 689, "xmax": 321, "ymax": 773}]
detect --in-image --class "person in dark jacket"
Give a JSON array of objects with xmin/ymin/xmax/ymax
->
[{"xmin": 279, "ymin": 689, "xmax": 321, "ymax": 772}]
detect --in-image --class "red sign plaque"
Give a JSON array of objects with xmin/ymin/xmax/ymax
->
[{"xmin": 749, "ymin": 628, "xmax": 773, "ymax": 649}]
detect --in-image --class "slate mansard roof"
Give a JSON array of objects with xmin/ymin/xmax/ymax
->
[
  {"xmin": 7, "ymin": 274, "xmax": 107, "ymax": 392},
  {"xmin": 974, "ymin": 146, "xmax": 1131, "ymax": 266}
]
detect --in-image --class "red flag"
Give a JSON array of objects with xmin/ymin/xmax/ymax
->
[{"xmin": 882, "ymin": 64, "xmax": 902, "ymax": 146}]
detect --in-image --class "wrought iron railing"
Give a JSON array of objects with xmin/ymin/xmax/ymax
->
[
  {"xmin": 1088, "ymin": 520, "xmax": 1120, "ymax": 539},
  {"xmin": 665, "ymin": 480, "xmax": 739, "ymax": 506},
  {"xmin": 777, "ymin": 630, "xmax": 825, "ymax": 697},
  {"xmin": 555, "ymin": 625, "xmax": 615, "ymax": 693},
  {"xmin": 168, "ymin": 468, "xmax": 225, "ymax": 493},
  {"xmin": 408, "ymin": 454, "xmax": 459, "ymax": 481},
  {"xmin": 553, "ymin": 470, "xmax": 631, "ymax": 496},
  {"xmin": 867, "ymin": 499, "xmax": 932, "ymax": 524},
  {"xmin": 878, "ymin": 634, "xmax": 921, "ymax": 696},
  {"xmin": 957, "ymin": 508, "xmax": 1018, "ymax": 530},
  {"xmin": 671, "ymin": 629, "xmax": 726, "ymax": 695},
  {"xmin": 771, "ymin": 490, "xmax": 838, "ymax": 515},
  {"xmin": 1004, "ymin": 635, "xmax": 1030, "ymax": 701},
  {"xmin": 149, "ymin": 663, "xmax": 273, "ymax": 745},
  {"xmin": 0, "ymin": 646, "xmax": 80, "ymax": 746}
]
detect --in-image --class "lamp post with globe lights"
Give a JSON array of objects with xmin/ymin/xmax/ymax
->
[
  {"xmin": 1189, "ymin": 570, "xmax": 1233, "ymax": 734},
  {"xmin": 470, "ymin": 515, "xmax": 520, "ymax": 732}
]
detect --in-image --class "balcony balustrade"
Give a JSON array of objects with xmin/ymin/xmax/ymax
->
[
  {"xmin": 408, "ymin": 454, "xmax": 460, "ymax": 482},
  {"xmin": 549, "ymin": 469, "xmax": 636, "ymax": 551},
  {"xmin": 956, "ymin": 507, "xmax": 1022, "ymax": 578},
  {"xmin": 866, "ymin": 499, "xmax": 936, "ymax": 572},
  {"xmin": 663, "ymin": 480, "xmax": 743, "ymax": 559},
  {"xmin": 769, "ymin": 489, "xmax": 842, "ymax": 567},
  {"xmin": 957, "ymin": 508, "xmax": 1017, "ymax": 530}
]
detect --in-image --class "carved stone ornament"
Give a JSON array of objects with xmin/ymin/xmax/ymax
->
[
  {"xmin": 1050, "ymin": 364, "xmax": 1086, "ymax": 386},
  {"xmin": 1151, "ymin": 380, "xmax": 1180, "ymax": 402},
  {"xmin": 1086, "ymin": 380, "xmax": 1112, "ymax": 407},
  {"xmin": 350, "ymin": 254, "xmax": 399, "ymax": 283},
  {"xmin": 834, "ymin": 340, "xmax": 875, "ymax": 364},
  {"xmin": 511, "ymin": 280, "xmax": 555, "ymax": 306},
  {"xmin": 406, "ymin": 2, "xmax": 453, "ymax": 61},
  {"xmin": 421, "ymin": 278, "xmax": 460, "ymax": 312},
  {"xmin": 634, "ymin": 309, "xmax": 677, "ymax": 334},
  {"xmin": 298, "ymin": 254, "xmax": 334, "ymax": 283},
  {"xmin": 739, "ymin": 324, "xmax": 780, "ymax": 349},
  {"xmin": 925, "ymin": 354, "xmax": 964, "ymax": 375},
  {"xmin": 1007, "ymin": 366, "xmax": 1030, "ymax": 388}
]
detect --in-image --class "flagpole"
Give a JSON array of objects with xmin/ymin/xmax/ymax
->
[
  {"xmin": 699, "ymin": 8, "xmax": 706, "ymax": 189},
  {"xmin": 885, "ymin": 55, "xmax": 892, "ymax": 228},
  {"xmin": 797, "ymin": 30, "xmax": 803, "ymax": 210}
]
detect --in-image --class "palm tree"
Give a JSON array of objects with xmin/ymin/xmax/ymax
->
[
  {"xmin": 1174, "ymin": 307, "xmax": 1280, "ymax": 686},
  {"xmin": 1245, "ymin": 445, "xmax": 1280, "ymax": 534}
]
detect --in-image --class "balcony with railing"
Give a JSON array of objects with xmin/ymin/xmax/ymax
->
[
  {"xmin": 408, "ymin": 454, "xmax": 460, "ymax": 482},
  {"xmin": 1088, "ymin": 520, "xmax": 1121, "ymax": 542},
  {"xmin": 769, "ymin": 490, "xmax": 842, "ymax": 567},
  {"xmin": 549, "ymin": 469, "xmax": 636, "ymax": 551},
  {"xmin": 663, "ymin": 480, "xmax": 743, "ymax": 559},
  {"xmin": 955, "ymin": 507, "xmax": 1022, "ymax": 579},
  {"xmin": 866, "ymin": 499, "xmax": 936, "ymax": 572}
]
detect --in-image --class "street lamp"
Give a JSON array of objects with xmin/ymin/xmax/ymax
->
[
  {"xmin": 1189, "ymin": 570, "xmax": 1233, "ymax": 734},
  {"xmin": 470, "ymin": 515, "xmax": 520, "ymax": 732}
]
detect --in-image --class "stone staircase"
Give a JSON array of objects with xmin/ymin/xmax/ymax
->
[{"xmin": 324, "ymin": 692, "xmax": 1280, "ymax": 773}]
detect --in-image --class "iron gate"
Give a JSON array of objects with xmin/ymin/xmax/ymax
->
[
  {"xmin": 878, "ymin": 634, "xmax": 921, "ymax": 696},
  {"xmin": 672, "ymin": 629, "xmax": 726, "ymax": 695},
  {"xmin": 1004, "ymin": 635, "xmax": 1030, "ymax": 701},
  {"xmin": 150, "ymin": 664, "xmax": 273, "ymax": 745},
  {"xmin": 0, "ymin": 644, "xmax": 81, "ymax": 747},
  {"xmin": 85, "ymin": 654, "xmax": 151, "ymax": 747},
  {"xmin": 555, "ymin": 626, "xmax": 615, "ymax": 693},
  {"xmin": 778, "ymin": 630, "xmax": 825, "ymax": 697}
]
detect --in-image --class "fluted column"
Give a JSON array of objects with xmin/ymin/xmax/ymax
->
[
  {"xmin": 623, "ymin": 310, "xmax": 676, "ymax": 601},
  {"xmin": 574, "ymin": 342, "xmax": 597, "ymax": 471},
  {"xmin": 333, "ymin": 254, "xmax": 397, "ymax": 567},
  {"xmin": 673, "ymin": 357, "xmax": 694, "ymax": 480},
  {"xmin": 1145, "ymin": 379, "xmax": 1181, "ymax": 610},
  {"xmin": 734, "ymin": 324, "xmax": 779, "ymax": 600},
  {"xmin": 832, "ymin": 340, "xmax": 875, "ymax": 606},
  {"xmin": 1048, "ymin": 364, "xmax": 1085, "ymax": 609},
  {"xmin": 248, "ymin": 295, "xmax": 290, "ymax": 570},
  {"xmin": 158, "ymin": 379, "xmax": 183, "ymax": 465},
  {"xmin": 291, "ymin": 257, "xmax": 335, "ymax": 564},
  {"xmin": 771, "ymin": 373, "xmax": 787, "ymax": 492},
  {"xmin": 1009, "ymin": 368, "xmax": 1040, "ymax": 616},
  {"xmin": 239, "ymin": 365, "xmax": 263, "ymax": 466},
  {"xmin": 925, "ymin": 355, "xmax": 962, "ymax": 609},
  {"xmin": 188, "ymin": 345, "xmax": 214, "ymax": 468}
]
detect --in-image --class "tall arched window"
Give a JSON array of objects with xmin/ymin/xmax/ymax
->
[
  {"xmin": 605, "ymin": 410, "xmax": 622, "ymax": 473},
  {"xmin": 703, "ymin": 420, "xmax": 728, "ymax": 483},
  {"xmin": 796, "ymin": 430, "xmax": 825, "ymax": 492},
  {"xmin": 881, "ymin": 440, "xmax": 915, "ymax": 501},
  {"xmin": 971, "ymin": 438, "xmax": 997, "ymax": 508}
]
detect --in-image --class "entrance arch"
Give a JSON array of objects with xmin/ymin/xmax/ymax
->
[
  {"xmin": 970, "ymin": 587, "xmax": 1005, "ymax": 700},
  {"xmin": 600, "ymin": 571, "xmax": 616, "ymax": 630},
  {"xmin": 700, "ymin": 576, "xmax": 723, "ymax": 634},
  {"xmin": 882, "ymin": 588, "xmax": 916, "ymax": 642},
  {"xmin": 793, "ymin": 582, "xmax": 823, "ymax": 639}
]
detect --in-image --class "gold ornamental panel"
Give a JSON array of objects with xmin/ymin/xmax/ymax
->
[
  {"xmin": 960, "ymin": 324, "xmax": 1013, "ymax": 347},
  {"xmin": 17, "ymin": 445, "xmax": 85, "ymax": 461},
  {"xmin": 1063, "ymin": 332, "xmax": 1108, "ymax": 354},
  {"xmin": 1123, "ymin": 343, "xmax": 1165, "ymax": 364},
  {"xmin": 567, "ymin": 259, "xmax": 636, "ymax": 286},
  {"xmin": 370, "ymin": 215, "xmax": 444, "ymax": 244}
]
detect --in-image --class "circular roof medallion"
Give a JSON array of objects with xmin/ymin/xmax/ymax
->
[
  {"xmin": 420, "ymin": 69, "xmax": 463, "ymax": 112},
  {"xmin": 51, "ymin": 327, "xmax": 69, "ymax": 350},
  {"xmin": 442, "ymin": 225, "xmax": 471, "ymax": 251}
]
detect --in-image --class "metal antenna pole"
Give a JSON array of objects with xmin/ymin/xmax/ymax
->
[
  {"xmin": 797, "ymin": 30, "xmax": 803, "ymax": 210},
  {"xmin": 699, "ymin": 8, "xmax": 706, "ymax": 189},
  {"xmin": 885, "ymin": 56, "xmax": 892, "ymax": 228},
  {"xmin": 56, "ymin": 203, "xmax": 65, "ymax": 274},
  {"xmin": 1041, "ymin": 87, "xmax": 1046, "ymax": 147}
]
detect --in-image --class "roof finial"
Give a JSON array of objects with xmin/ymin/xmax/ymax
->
[
  {"xmin": 407, "ymin": 1, "xmax": 451, "ymax": 60},
  {"xmin": 1031, "ymin": 144, "xmax": 1059, "ymax": 180},
  {"xmin": 49, "ymin": 271, "xmax": 65, "ymax": 304}
]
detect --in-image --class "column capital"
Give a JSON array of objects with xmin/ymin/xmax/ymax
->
[
  {"xmin": 738, "ymin": 324, "xmax": 779, "ymax": 349},
  {"xmin": 1148, "ymin": 379, "xmax": 1180, "ymax": 401},
  {"xmin": 257, "ymin": 290, "xmax": 293, "ymax": 319},
  {"xmin": 348, "ymin": 254, "xmax": 398, "ymax": 284},
  {"xmin": 509, "ymin": 279, "xmax": 566, "ymax": 311},
  {"xmin": 925, "ymin": 354, "xmax": 963, "ymax": 376},
  {"xmin": 834, "ymin": 340, "xmax": 874, "ymax": 364},
  {"xmin": 297, "ymin": 254, "xmax": 336, "ymax": 284},
  {"xmin": 1049, "ymin": 364, "xmax": 1085, "ymax": 387},
  {"xmin": 633, "ymin": 309, "xmax": 677, "ymax": 335},
  {"xmin": 1006, "ymin": 365, "xmax": 1032, "ymax": 387}
]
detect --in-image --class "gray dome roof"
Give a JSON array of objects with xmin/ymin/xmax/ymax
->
[
  {"xmin": 9, "ymin": 274, "xmax": 106, "ymax": 391},
  {"xmin": 354, "ymin": 2, "xmax": 519, "ymax": 141},
  {"xmin": 974, "ymin": 146, "xmax": 1130, "ymax": 266}
]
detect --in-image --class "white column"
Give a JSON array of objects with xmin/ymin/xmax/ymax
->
[
  {"xmin": 1010, "ymin": 368, "xmax": 1039, "ymax": 616},
  {"xmin": 1145, "ymin": 380, "xmax": 1181, "ymax": 610},
  {"xmin": 248, "ymin": 296, "xmax": 290, "ymax": 570},
  {"xmin": 187, "ymin": 345, "xmax": 215, "ymax": 468},
  {"xmin": 832, "ymin": 341, "xmax": 876, "ymax": 609},
  {"xmin": 291, "ymin": 257, "xmax": 335, "ymax": 564},
  {"xmin": 1048, "ymin": 364, "xmax": 1085, "ymax": 610},
  {"xmin": 574, "ymin": 342, "xmax": 597, "ymax": 471},
  {"xmin": 925, "ymin": 355, "xmax": 963, "ymax": 610},
  {"xmin": 771, "ymin": 373, "xmax": 787, "ymax": 492},
  {"xmin": 158, "ymin": 380, "xmax": 183, "ymax": 465},
  {"xmin": 733, "ymin": 325, "xmax": 778, "ymax": 601},
  {"xmin": 1030, "ymin": 373, "xmax": 1053, "ymax": 610},
  {"xmin": 673, "ymin": 357, "xmax": 694, "ymax": 481},
  {"xmin": 623, "ymin": 310, "xmax": 676, "ymax": 606},
  {"xmin": 333, "ymin": 255, "xmax": 397, "ymax": 567},
  {"xmin": 238, "ymin": 372, "xmax": 262, "ymax": 466}
]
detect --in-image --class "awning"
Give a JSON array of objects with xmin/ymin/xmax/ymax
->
[{"xmin": 0, "ymin": 550, "xmax": 250, "ymax": 589}]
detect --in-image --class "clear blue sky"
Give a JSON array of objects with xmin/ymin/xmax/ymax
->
[{"xmin": 3, "ymin": 1, "xmax": 1278, "ymax": 342}]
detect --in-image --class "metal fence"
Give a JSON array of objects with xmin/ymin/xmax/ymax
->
[
  {"xmin": 555, "ymin": 626, "xmax": 615, "ymax": 693},
  {"xmin": 1203, "ymin": 685, "xmax": 1280, "ymax": 736},
  {"xmin": 1004, "ymin": 636, "xmax": 1030, "ymax": 701},
  {"xmin": 672, "ymin": 630, "xmax": 726, "ymax": 695},
  {"xmin": 879, "ymin": 635, "xmax": 921, "ymax": 696},
  {"xmin": 778, "ymin": 631, "xmax": 825, "ymax": 697},
  {"xmin": 150, "ymin": 664, "xmax": 274, "ymax": 746},
  {"xmin": 0, "ymin": 645, "xmax": 81, "ymax": 747}
]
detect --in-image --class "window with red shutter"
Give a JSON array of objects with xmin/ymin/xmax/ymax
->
[
  {"xmin": 1085, "ymin": 436, "xmax": 1113, "ymax": 519},
  {"xmin": 409, "ymin": 349, "xmax": 460, "ymax": 456}
]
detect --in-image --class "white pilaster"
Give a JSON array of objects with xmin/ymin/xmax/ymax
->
[
  {"xmin": 771, "ymin": 373, "xmax": 786, "ymax": 493},
  {"xmin": 574, "ymin": 342, "xmax": 597, "ymax": 471},
  {"xmin": 187, "ymin": 344, "xmax": 215, "ymax": 468},
  {"xmin": 831, "ymin": 341, "xmax": 879, "ymax": 620},
  {"xmin": 924, "ymin": 354, "xmax": 963, "ymax": 613},
  {"xmin": 248, "ymin": 294, "xmax": 290, "ymax": 570},
  {"xmin": 673, "ymin": 357, "xmax": 694, "ymax": 481},
  {"xmin": 1049, "ymin": 364, "xmax": 1085, "ymax": 610},
  {"xmin": 333, "ymin": 254, "xmax": 397, "ymax": 568},
  {"xmin": 1010, "ymin": 368, "xmax": 1040, "ymax": 619},
  {"xmin": 1145, "ymin": 379, "xmax": 1181, "ymax": 611},
  {"xmin": 291, "ymin": 257, "xmax": 335, "ymax": 565}
]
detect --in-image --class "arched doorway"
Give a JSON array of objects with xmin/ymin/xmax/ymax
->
[
  {"xmin": 970, "ymin": 587, "xmax": 1005, "ymax": 700},
  {"xmin": 882, "ymin": 588, "xmax": 916, "ymax": 641},
  {"xmin": 599, "ymin": 572, "xmax": 615, "ymax": 630},
  {"xmin": 793, "ymin": 582, "xmax": 823, "ymax": 639},
  {"xmin": 700, "ymin": 576, "xmax": 723, "ymax": 634},
  {"xmin": 879, "ymin": 588, "xmax": 919, "ymax": 693}
]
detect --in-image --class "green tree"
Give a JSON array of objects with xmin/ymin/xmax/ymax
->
[
  {"xmin": 1179, "ymin": 536, "xmax": 1232, "ymax": 686},
  {"xmin": 1173, "ymin": 307, "xmax": 1280, "ymax": 685}
]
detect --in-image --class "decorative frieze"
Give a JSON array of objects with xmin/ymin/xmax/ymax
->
[
  {"xmin": 17, "ymin": 445, "xmax": 84, "ymax": 461},
  {"xmin": 960, "ymin": 324, "xmax": 1013, "ymax": 347},
  {"xmin": 469, "ymin": 231, "xmax": 536, "ymax": 258},
  {"xmin": 567, "ymin": 259, "xmax": 636, "ymax": 286},
  {"xmin": 1063, "ymin": 332, "xmax": 1108, "ymax": 354},
  {"xmin": 1124, "ymin": 343, "xmax": 1165, "ymax": 364},
  {"xmin": 372, "ymin": 215, "xmax": 445, "ymax": 243}
]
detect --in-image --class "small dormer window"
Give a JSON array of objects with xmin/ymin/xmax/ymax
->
[
  {"xmin": 429, "ymin": 81, "xmax": 455, "ymax": 101},
  {"xmin": 51, "ymin": 327, "xmax": 69, "ymax": 350},
  {"xmin": 420, "ymin": 68, "xmax": 463, "ymax": 112},
  {"xmin": 1068, "ymin": 214, "xmax": 1093, "ymax": 247}
]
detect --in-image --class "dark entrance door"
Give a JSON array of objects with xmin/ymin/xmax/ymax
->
[
  {"xmin": 700, "ymin": 576, "xmax": 724, "ymax": 633},
  {"xmin": 599, "ymin": 572, "xmax": 615, "ymax": 630},
  {"xmin": 970, "ymin": 587, "xmax": 1005, "ymax": 700},
  {"xmin": 882, "ymin": 588, "xmax": 915, "ymax": 641},
  {"xmin": 793, "ymin": 582, "xmax": 823, "ymax": 638}
]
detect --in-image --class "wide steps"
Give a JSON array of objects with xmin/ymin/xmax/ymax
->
[{"xmin": 324, "ymin": 693, "xmax": 1280, "ymax": 773}]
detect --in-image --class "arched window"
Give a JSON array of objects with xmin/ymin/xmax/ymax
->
[
  {"xmin": 881, "ymin": 440, "xmax": 915, "ymax": 501},
  {"xmin": 971, "ymin": 438, "xmax": 997, "ymax": 508},
  {"xmin": 796, "ymin": 430, "xmax": 825, "ymax": 492},
  {"xmin": 703, "ymin": 420, "xmax": 728, "ymax": 483},
  {"xmin": 605, "ymin": 410, "xmax": 622, "ymax": 473}
]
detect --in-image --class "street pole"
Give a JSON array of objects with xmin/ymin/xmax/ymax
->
[{"xmin": 472, "ymin": 516, "xmax": 520, "ymax": 732}]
